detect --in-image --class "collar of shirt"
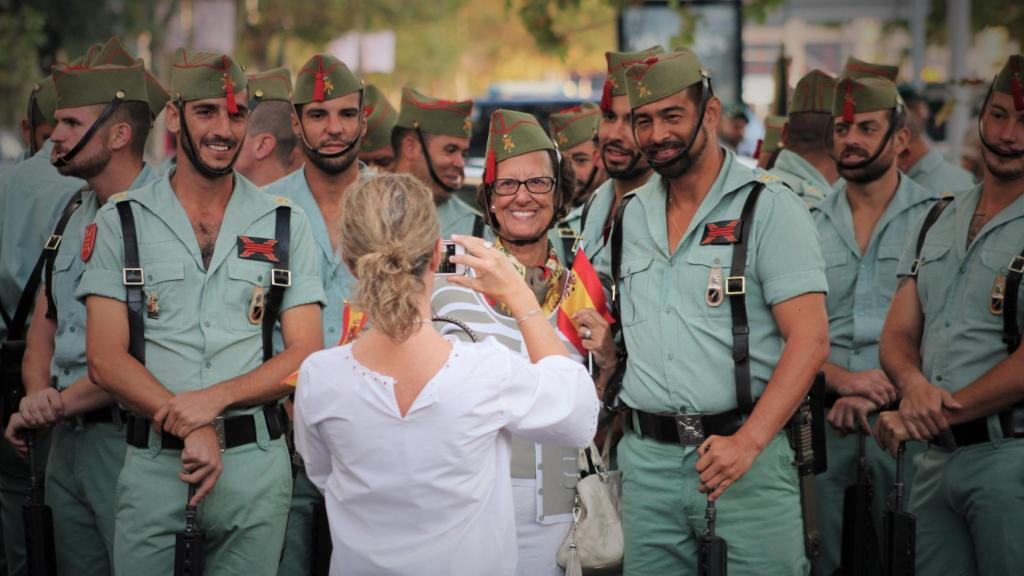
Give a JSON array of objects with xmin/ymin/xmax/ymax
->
[
  {"xmin": 952, "ymin": 183, "xmax": 1024, "ymax": 259},
  {"xmin": 772, "ymin": 149, "xmax": 831, "ymax": 196},
  {"xmin": 266, "ymin": 167, "xmax": 338, "ymax": 265},
  {"xmin": 906, "ymin": 147, "xmax": 944, "ymax": 182}
]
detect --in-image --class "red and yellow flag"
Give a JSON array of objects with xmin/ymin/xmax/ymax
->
[
  {"xmin": 282, "ymin": 302, "xmax": 368, "ymax": 387},
  {"xmin": 558, "ymin": 247, "xmax": 614, "ymax": 356}
]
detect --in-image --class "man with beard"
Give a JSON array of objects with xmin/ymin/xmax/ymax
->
[
  {"xmin": 262, "ymin": 53, "xmax": 365, "ymax": 576},
  {"xmin": 235, "ymin": 68, "xmax": 300, "ymax": 187},
  {"xmin": 770, "ymin": 70, "xmax": 839, "ymax": 206},
  {"xmin": 4, "ymin": 46, "xmax": 164, "ymax": 575},
  {"xmin": 392, "ymin": 87, "xmax": 478, "ymax": 238},
  {"xmin": 873, "ymin": 54, "xmax": 1024, "ymax": 576},
  {"xmin": 77, "ymin": 48, "xmax": 324, "ymax": 574},
  {"xmin": 599, "ymin": 49, "xmax": 829, "ymax": 574},
  {"xmin": 578, "ymin": 46, "xmax": 662, "ymax": 262},
  {"xmin": 809, "ymin": 73, "xmax": 937, "ymax": 576},
  {"xmin": 897, "ymin": 84, "xmax": 976, "ymax": 194},
  {"xmin": 547, "ymin": 103, "xmax": 604, "ymax": 261},
  {"xmin": 359, "ymin": 84, "xmax": 399, "ymax": 173}
]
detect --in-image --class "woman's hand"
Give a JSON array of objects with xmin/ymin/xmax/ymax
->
[{"xmin": 447, "ymin": 235, "xmax": 535, "ymax": 314}]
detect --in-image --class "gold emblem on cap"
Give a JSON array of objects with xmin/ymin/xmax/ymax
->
[
  {"xmin": 254, "ymin": 89, "xmax": 265, "ymax": 98},
  {"xmin": 463, "ymin": 117, "xmax": 472, "ymax": 134},
  {"xmin": 115, "ymin": 90, "xmax": 126, "ymax": 100},
  {"xmin": 502, "ymin": 134, "xmax": 515, "ymax": 153},
  {"xmin": 222, "ymin": 73, "xmax": 235, "ymax": 92},
  {"xmin": 637, "ymin": 82, "xmax": 652, "ymax": 98},
  {"xmin": 558, "ymin": 133, "xmax": 568, "ymax": 146},
  {"xmin": 322, "ymin": 77, "xmax": 335, "ymax": 96}
]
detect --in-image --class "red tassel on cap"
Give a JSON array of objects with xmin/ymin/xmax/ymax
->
[
  {"xmin": 600, "ymin": 79, "xmax": 614, "ymax": 112},
  {"xmin": 313, "ymin": 72, "xmax": 326, "ymax": 102},
  {"xmin": 222, "ymin": 57, "xmax": 238, "ymax": 114},
  {"xmin": 484, "ymin": 149, "xmax": 497, "ymax": 185},
  {"xmin": 1012, "ymin": 74, "xmax": 1024, "ymax": 111},
  {"xmin": 753, "ymin": 139, "xmax": 763, "ymax": 160},
  {"xmin": 842, "ymin": 83, "xmax": 856, "ymax": 124},
  {"xmin": 644, "ymin": 56, "xmax": 659, "ymax": 65},
  {"xmin": 364, "ymin": 106, "xmax": 374, "ymax": 117}
]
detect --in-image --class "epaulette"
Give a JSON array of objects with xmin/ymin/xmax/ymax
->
[
  {"xmin": 274, "ymin": 195, "xmax": 291, "ymax": 206},
  {"xmin": 754, "ymin": 173, "xmax": 781, "ymax": 184},
  {"xmin": 109, "ymin": 191, "xmax": 129, "ymax": 203}
]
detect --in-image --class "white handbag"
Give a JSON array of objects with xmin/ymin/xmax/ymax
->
[{"xmin": 556, "ymin": 439, "xmax": 623, "ymax": 575}]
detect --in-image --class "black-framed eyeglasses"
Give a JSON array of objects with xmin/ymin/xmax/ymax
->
[{"xmin": 491, "ymin": 177, "xmax": 555, "ymax": 196}]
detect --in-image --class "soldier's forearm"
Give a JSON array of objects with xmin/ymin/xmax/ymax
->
[
  {"xmin": 213, "ymin": 341, "xmax": 319, "ymax": 409},
  {"xmin": 879, "ymin": 336, "xmax": 926, "ymax": 394},
  {"xmin": 59, "ymin": 377, "xmax": 116, "ymax": 418},
  {"xmin": 21, "ymin": 293, "xmax": 56, "ymax": 395},
  {"xmin": 947, "ymin": 349, "xmax": 1024, "ymax": 424},
  {"xmin": 87, "ymin": 348, "xmax": 173, "ymax": 418}
]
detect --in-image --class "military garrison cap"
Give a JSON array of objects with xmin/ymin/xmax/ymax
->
[
  {"xmin": 624, "ymin": 49, "xmax": 709, "ymax": 110},
  {"xmin": 169, "ymin": 48, "xmax": 247, "ymax": 113},
  {"xmin": 791, "ymin": 69, "xmax": 836, "ymax": 114},
  {"xmin": 77, "ymin": 37, "xmax": 169, "ymax": 117},
  {"xmin": 362, "ymin": 84, "xmax": 398, "ymax": 152},
  {"xmin": 601, "ymin": 45, "xmax": 665, "ymax": 110},
  {"xmin": 842, "ymin": 56, "xmax": 899, "ymax": 82},
  {"xmin": 293, "ymin": 55, "xmax": 361, "ymax": 105},
  {"xmin": 548, "ymin": 103, "xmax": 600, "ymax": 151},
  {"xmin": 395, "ymin": 87, "xmax": 473, "ymax": 139},
  {"xmin": 52, "ymin": 58, "xmax": 149, "ymax": 111},
  {"xmin": 833, "ymin": 75, "xmax": 902, "ymax": 123},
  {"xmin": 993, "ymin": 54, "xmax": 1024, "ymax": 111},
  {"xmin": 757, "ymin": 115, "xmax": 787, "ymax": 159},
  {"xmin": 29, "ymin": 78, "xmax": 57, "ymax": 124},
  {"xmin": 247, "ymin": 68, "xmax": 292, "ymax": 105},
  {"xmin": 482, "ymin": 109, "xmax": 555, "ymax": 184}
]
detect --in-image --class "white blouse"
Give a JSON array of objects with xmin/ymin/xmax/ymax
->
[{"xmin": 293, "ymin": 337, "xmax": 600, "ymax": 576}]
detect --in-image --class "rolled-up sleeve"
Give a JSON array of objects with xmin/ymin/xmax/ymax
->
[{"xmin": 76, "ymin": 205, "xmax": 128, "ymax": 303}]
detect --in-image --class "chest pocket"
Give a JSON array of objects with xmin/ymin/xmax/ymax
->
[
  {"xmin": 227, "ymin": 259, "xmax": 271, "ymax": 332},
  {"xmin": 876, "ymin": 244, "xmax": 903, "ymax": 295},
  {"xmin": 822, "ymin": 250, "xmax": 852, "ymax": 310},
  {"xmin": 50, "ymin": 254, "xmax": 78, "ymax": 320},
  {"xmin": 682, "ymin": 247, "xmax": 736, "ymax": 318},
  {"xmin": 619, "ymin": 257, "xmax": 652, "ymax": 327},
  {"xmin": 144, "ymin": 263, "xmax": 186, "ymax": 330},
  {"xmin": 916, "ymin": 243, "xmax": 952, "ymax": 310}
]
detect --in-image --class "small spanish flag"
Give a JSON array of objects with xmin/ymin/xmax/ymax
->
[
  {"xmin": 282, "ymin": 302, "xmax": 368, "ymax": 387},
  {"xmin": 558, "ymin": 246, "xmax": 614, "ymax": 356}
]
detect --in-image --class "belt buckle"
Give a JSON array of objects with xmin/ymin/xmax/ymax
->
[
  {"xmin": 212, "ymin": 416, "xmax": 226, "ymax": 452},
  {"xmin": 44, "ymin": 234, "xmax": 62, "ymax": 251},
  {"xmin": 725, "ymin": 275, "xmax": 746, "ymax": 296},
  {"xmin": 1009, "ymin": 255, "xmax": 1024, "ymax": 274},
  {"xmin": 271, "ymin": 268, "xmax": 291, "ymax": 287},
  {"xmin": 122, "ymin": 267, "xmax": 144, "ymax": 286},
  {"xmin": 675, "ymin": 414, "xmax": 705, "ymax": 447}
]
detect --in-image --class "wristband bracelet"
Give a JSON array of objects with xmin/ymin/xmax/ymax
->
[{"xmin": 514, "ymin": 308, "xmax": 544, "ymax": 325}]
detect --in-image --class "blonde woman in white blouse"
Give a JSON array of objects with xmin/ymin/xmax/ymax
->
[{"xmin": 293, "ymin": 174, "xmax": 600, "ymax": 576}]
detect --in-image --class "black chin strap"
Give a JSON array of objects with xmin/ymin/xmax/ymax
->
[
  {"xmin": 577, "ymin": 165, "xmax": 599, "ymax": 202},
  {"xmin": 978, "ymin": 84, "xmax": 1024, "ymax": 160},
  {"xmin": 830, "ymin": 106, "xmax": 904, "ymax": 172},
  {"xmin": 293, "ymin": 91, "xmax": 366, "ymax": 161},
  {"xmin": 632, "ymin": 77, "xmax": 711, "ymax": 169},
  {"xmin": 27, "ymin": 90, "xmax": 40, "ymax": 156},
  {"xmin": 176, "ymin": 100, "xmax": 239, "ymax": 178},
  {"xmin": 52, "ymin": 98, "xmax": 122, "ymax": 168},
  {"xmin": 415, "ymin": 127, "xmax": 458, "ymax": 193}
]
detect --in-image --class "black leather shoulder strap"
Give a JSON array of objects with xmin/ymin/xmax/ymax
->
[
  {"xmin": 43, "ymin": 190, "xmax": 86, "ymax": 320},
  {"xmin": 729, "ymin": 183, "xmax": 766, "ymax": 414},
  {"xmin": 609, "ymin": 192, "xmax": 638, "ymax": 323},
  {"xmin": 1003, "ymin": 248, "xmax": 1024, "ymax": 354},
  {"xmin": 115, "ymin": 200, "xmax": 145, "ymax": 364},
  {"xmin": 262, "ymin": 206, "xmax": 291, "ymax": 362},
  {"xmin": 907, "ymin": 196, "xmax": 954, "ymax": 277}
]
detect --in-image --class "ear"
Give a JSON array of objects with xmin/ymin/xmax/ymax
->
[
  {"xmin": 107, "ymin": 121, "xmax": 133, "ymax": 152},
  {"xmin": 255, "ymin": 133, "xmax": 277, "ymax": 161},
  {"xmin": 427, "ymin": 238, "xmax": 443, "ymax": 274},
  {"xmin": 704, "ymin": 96, "xmax": 722, "ymax": 129},
  {"xmin": 402, "ymin": 133, "xmax": 420, "ymax": 160},
  {"xmin": 165, "ymin": 102, "xmax": 180, "ymax": 134},
  {"xmin": 892, "ymin": 125, "xmax": 911, "ymax": 155},
  {"xmin": 291, "ymin": 110, "xmax": 301, "ymax": 136}
]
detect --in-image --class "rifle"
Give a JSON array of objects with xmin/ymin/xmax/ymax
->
[
  {"xmin": 174, "ymin": 485, "xmax": 205, "ymax": 576},
  {"xmin": 698, "ymin": 497, "xmax": 727, "ymax": 576},
  {"xmin": 837, "ymin": 433, "xmax": 880, "ymax": 575},
  {"xmin": 22, "ymin": 432, "xmax": 57, "ymax": 576},
  {"xmin": 311, "ymin": 501, "xmax": 332, "ymax": 576},
  {"xmin": 882, "ymin": 444, "xmax": 915, "ymax": 576},
  {"xmin": 790, "ymin": 374, "xmax": 826, "ymax": 565},
  {"xmin": 1, "ymin": 339, "xmax": 26, "ymax": 430}
]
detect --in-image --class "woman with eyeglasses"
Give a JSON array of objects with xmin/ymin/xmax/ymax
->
[{"xmin": 432, "ymin": 109, "xmax": 618, "ymax": 576}]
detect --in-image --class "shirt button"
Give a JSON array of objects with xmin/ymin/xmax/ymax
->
[
  {"xmin": 667, "ymin": 353, "xmax": 675, "ymax": 361},
  {"xmin": 945, "ymin": 321, "xmax": 951, "ymax": 327},
  {"xmin": 69, "ymin": 326, "xmax": 75, "ymax": 333},
  {"xmin": 63, "ymin": 369, "xmax": 70, "ymax": 375},
  {"xmin": 936, "ymin": 375, "xmax": 944, "ymax": 382},
  {"xmin": 205, "ymin": 362, "xmax": 212, "ymax": 369},
  {"xmin": 204, "ymin": 321, "xmax": 211, "ymax": 328},
  {"xmin": 537, "ymin": 489, "xmax": 543, "ymax": 495},
  {"xmin": 537, "ymin": 463, "xmax": 543, "ymax": 470},
  {"xmin": 258, "ymin": 275, "xmax": 263, "ymax": 282},
  {"xmin": 852, "ymin": 349, "xmax": 859, "ymax": 355},
  {"xmin": 328, "ymin": 327, "xmax": 336, "ymax": 333},
  {"xmin": 959, "ymin": 266, "xmax": 966, "ymax": 274}
]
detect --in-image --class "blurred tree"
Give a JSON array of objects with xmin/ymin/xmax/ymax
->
[
  {"xmin": 927, "ymin": 1, "xmax": 1023, "ymax": 48},
  {"xmin": 0, "ymin": 1, "xmax": 48, "ymax": 128}
]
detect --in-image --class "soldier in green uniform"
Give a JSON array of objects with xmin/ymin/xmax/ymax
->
[
  {"xmin": 599, "ymin": 49, "xmax": 829, "ymax": 575},
  {"xmin": 769, "ymin": 70, "xmax": 839, "ymax": 206},
  {"xmin": 358, "ymin": 84, "xmax": 398, "ymax": 173},
  {"xmin": 545, "ymin": 102, "xmax": 604, "ymax": 263},
  {"xmin": 76, "ymin": 48, "xmax": 324, "ymax": 575},
  {"xmin": 579, "ymin": 46, "xmax": 662, "ymax": 263},
  {"xmin": 0, "ymin": 69, "xmax": 87, "ymax": 576},
  {"xmin": 4, "ymin": 41, "xmax": 164, "ymax": 575},
  {"xmin": 236, "ymin": 67, "xmax": 300, "ymax": 187},
  {"xmin": 15, "ymin": 79, "xmax": 57, "ymax": 163},
  {"xmin": 262, "ymin": 53, "xmax": 365, "ymax": 576},
  {"xmin": 874, "ymin": 54, "xmax": 1024, "ymax": 576},
  {"xmin": 755, "ymin": 115, "xmax": 786, "ymax": 170},
  {"xmin": 392, "ymin": 87, "xmax": 479, "ymax": 238},
  {"xmin": 898, "ymin": 84, "xmax": 976, "ymax": 193},
  {"xmin": 810, "ymin": 73, "xmax": 937, "ymax": 576}
]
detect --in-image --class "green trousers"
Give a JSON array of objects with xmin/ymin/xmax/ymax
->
[
  {"xmin": 112, "ymin": 430, "xmax": 292, "ymax": 576},
  {"xmin": 618, "ymin": 431, "xmax": 808, "ymax": 576},
  {"xmin": 276, "ymin": 468, "xmax": 322, "ymax": 576},
  {"xmin": 45, "ymin": 420, "xmax": 125, "ymax": 576},
  {"xmin": 0, "ymin": 430, "xmax": 48, "ymax": 576},
  {"xmin": 910, "ymin": 437, "xmax": 1024, "ymax": 576},
  {"xmin": 813, "ymin": 415, "xmax": 921, "ymax": 576}
]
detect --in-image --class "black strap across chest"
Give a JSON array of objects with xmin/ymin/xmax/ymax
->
[
  {"xmin": 907, "ymin": 197, "xmax": 953, "ymax": 277},
  {"xmin": 114, "ymin": 203, "xmax": 292, "ymax": 365},
  {"xmin": 609, "ymin": 183, "xmax": 766, "ymax": 414},
  {"xmin": 43, "ymin": 191, "xmax": 87, "ymax": 321},
  {"xmin": 1003, "ymin": 249, "xmax": 1024, "ymax": 354}
]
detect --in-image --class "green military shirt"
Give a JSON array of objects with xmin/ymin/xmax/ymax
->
[
  {"xmin": 76, "ymin": 171, "xmax": 325, "ymax": 416},
  {"xmin": 437, "ymin": 195, "xmax": 479, "ymax": 239},
  {"xmin": 263, "ymin": 168, "xmax": 357, "ymax": 347},
  {"xmin": 770, "ymin": 149, "xmax": 830, "ymax": 206},
  {"xmin": 812, "ymin": 174, "xmax": 936, "ymax": 372},
  {"xmin": 906, "ymin": 147, "xmax": 976, "ymax": 196},
  {"xmin": 600, "ymin": 150, "xmax": 827, "ymax": 414},
  {"xmin": 50, "ymin": 165, "xmax": 157, "ymax": 390},
  {"xmin": 898, "ymin": 183, "xmax": 1024, "ymax": 399},
  {"xmin": 579, "ymin": 179, "xmax": 616, "ymax": 261},
  {"xmin": 0, "ymin": 141, "xmax": 83, "ymax": 342}
]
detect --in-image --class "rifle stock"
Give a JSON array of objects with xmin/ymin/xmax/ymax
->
[
  {"xmin": 22, "ymin": 432, "xmax": 56, "ymax": 576},
  {"xmin": 698, "ymin": 498, "xmax": 727, "ymax": 576},
  {"xmin": 174, "ymin": 485, "xmax": 205, "ymax": 576},
  {"xmin": 882, "ymin": 444, "xmax": 915, "ymax": 576},
  {"xmin": 838, "ymin": 433, "xmax": 879, "ymax": 576}
]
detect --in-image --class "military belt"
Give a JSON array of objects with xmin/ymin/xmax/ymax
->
[
  {"xmin": 68, "ymin": 405, "xmax": 125, "ymax": 427},
  {"xmin": 933, "ymin": 406, "xmax": 1024, "ymax": 451},
  {"xmin": 622, "ymin": 406, "xmax": 744, "ymax": 447},
  {"xmin": 125, "ymin": 403, "xmax": 287, "ymax": 451}
]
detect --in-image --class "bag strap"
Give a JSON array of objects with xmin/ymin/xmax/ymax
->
[
  {"xmin": 907, "ymin": 196, "xmax": 953, "ymax": 278},
  {"xmin": 4, "ymin": 190, "xmax": 83, "ymax": 339},
  {"xmin": 261, "ymin": 207, "xmax": 291, "ymax": 362},
  {"xmin": 1002, "ymin": 248, "xmax": 1024, "ymax": 354},
  {"xmin": 115, "ymin": 201, "xmax": 145, "ymax": 364},
  {"xmin": 43, "ymin": 190, "xmax": 86, "ymax": 320},
  {"xmin": 729, "ymin": 183, "xmax": 766, "ymax": 414}
]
